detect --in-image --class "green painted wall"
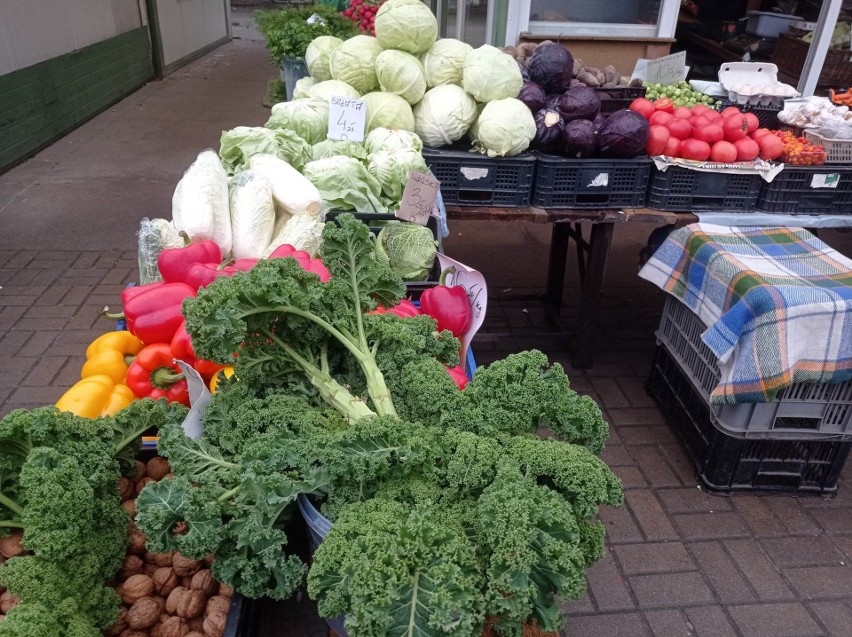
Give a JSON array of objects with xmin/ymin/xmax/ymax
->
[
  {"xmin": 0, "ymin": 27, "xmax": 154, "ymax": 172},
  {"xmin": 492, "ymin": 0, "xmax": 508, "ymax": 46}
]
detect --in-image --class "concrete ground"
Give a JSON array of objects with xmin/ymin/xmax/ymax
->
[{"xmin": 2, "ymin": 8, "xmax": 852, "ymax": 636}]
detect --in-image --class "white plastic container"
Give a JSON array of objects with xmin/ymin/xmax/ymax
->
[
  {"xmin": 745, "ymin": 11, "xmax": 802, "ymax": 39},
  {"xmin": 718, "ymin": 62, "xmax": 799, "ymax": 106}
]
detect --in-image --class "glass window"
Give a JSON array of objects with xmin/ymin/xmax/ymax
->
[{"xmin": 529, "ymin": 0, "xmax": 661, "ymax": 25}]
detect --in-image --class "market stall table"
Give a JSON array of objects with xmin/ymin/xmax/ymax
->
[{"xmin": 445, "ymin": 205, "xmax": 689, "ymax": 368}]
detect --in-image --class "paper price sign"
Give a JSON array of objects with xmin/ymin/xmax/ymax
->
[
  {"xmin": 645, "ymin": 51, "xmax": 688, "ymax": 84},
  {"xmin": 436, "ymin": 253, "xmax": 487, "ymax": 360},
  {"xmin": 328, "ymin": 96, "xmax": 366, "ymax": 142},
  {"xmin": 396, "ymin": 171, "xmax": 441, "ymax": 225}
]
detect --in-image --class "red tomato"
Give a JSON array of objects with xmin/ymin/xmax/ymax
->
[
  {"xmin": 646, "ymin": 125, "xmax": 670, "ymax": 156},
  {"xmin": 681, "ymin": 139, "xmax": 712, "ymax": 161},
  {"xmin": 663, "ymin": 136, "xmax": 681, "ymax": 158},
  {"xmin": 703, "ymin": 110, "xmax": 723, "ymax": 124},
  {"xmin": 629, "ymin": 98, "xmax": 655, "ymax": 120},
  {"xmin": 751, "ymin": 128, "xmax": 772, "ymax": 140},
  {"xmin": 654, "ymin": 98, "xmax": 675, "ymax": 113},
  {"xmin": 721, "ymin": 106, "xmax": 743, "ymax": 119},
  {"xmin": 757, "ymin": 134, "xmax": 785, "ymax": 161},
  {"xmin": 694, "ymin": 123, "xmax": 724, "ymax": 144},
  {"xmin": 734, "ymin": 137, "xmax": 760, "ymax": 161},
  {"xmin": 723, "ymin": 115, "xmax": 749, "ymax": 142},
  {"xmin": 743, "ymin": 113, "xmax": 760, "ymax": 133},
  {"xmin": 690, "ymin": 115, "xmax": 711, "ymax": 129},
  {"xmin": 673, "ymin": 107, "xmax": 692, "ymax": 120},
  {"xmin": 692, "ymin": 104, "xmax": 710, "ymax": 115},
  {"xmin": 710, "ymin": 140, "xmax": 737, "ymax": 163},
  {"xmin": 649, "ymin": 111, "xmax": 674, "ymax": 126},
  {"xmin": 666, "ymin": 118, "xmax": 693, "ymax": 140}
]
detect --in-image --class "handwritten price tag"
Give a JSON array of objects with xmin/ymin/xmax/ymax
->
[
  {"xmin": 328, "ymin": 96, "xmax": 366, "ymax": 142},
  {"xmin": 396, "ymin": 171, "xmax": 441, "ymax": 225},
  {"xmin": 436, "ymin": 253, "xmax": 487, "ymax": 360},
  {"xmin": 645, "ymin": 51, "xmax": 688, "ymax": 84}
]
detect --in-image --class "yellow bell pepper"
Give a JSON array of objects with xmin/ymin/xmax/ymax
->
[
  {"xmin": 209, "ymin": 366, "xmax": 235, "ymax": 393},
  {"xmin": 56, "ymin": 375, "xmax": 135, "ymax": 418},
  {"xmin": 81, "ymin": 331, "xmax": 144, "ymax": 384}
]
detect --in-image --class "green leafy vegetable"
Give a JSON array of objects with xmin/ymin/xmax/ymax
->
[
  {"xmin": 375, "ymin": 222, "xmax": 436, "ymax": 281},
  {"xmin": 303, "ymin": 156, "xmax": 389, "ymax": 213},
  {"xmin": 219, "ymin": 126, "xmax": 313, "ymax": 174}
]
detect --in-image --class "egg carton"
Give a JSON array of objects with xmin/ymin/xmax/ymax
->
[{"xmin": 718, "ymin": 62, "xmax": 799, "ymax": 106}]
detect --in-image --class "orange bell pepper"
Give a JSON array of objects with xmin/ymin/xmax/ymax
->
[
  {"xmin": 56, "ymin": 374, "xmax": 136, "ymax": 418},
  {"xmin": 81, "ymin": 331, "xmax": 144, "ymax": 384}
]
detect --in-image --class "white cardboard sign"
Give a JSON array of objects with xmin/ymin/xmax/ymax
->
[
  {"xmin": 436, "ymin": 253, "xmax": 487, "ymax": 360},
  {"xmin": 327, "ymin": 96, "xmax": 366, "ymax": 142},
  {"xmin": 397, "ymin": 171, "xmax": 441, "ymax": 225},
  {"xmin": 632, "ymin": 51, "xmax": 689, "ymax": 84},
  {"xmin": 175, "ymin": 360, "xmax": 211, "ymax": 439}
]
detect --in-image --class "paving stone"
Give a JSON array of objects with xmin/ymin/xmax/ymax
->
[
  {"xmin": 15, "ymin": 316, "xmax": 69, "ymax": 331},
  {"xmin": 807, "ymin": 508, "xmax": 852, "ymax": 535},
  {"xmin": 630, "ymin": 445, "xmax": 684, "ymax": 488},
  {"xmin": 674, "ymin": 512, "xmax": 750, "ymax": 541},
  {"xmin": 607, "ymin": 407, "xmax": 664, "ymax": 426},
  {"xmin": 17, "ymin": 331, "xmax": 62, "ymax": 358},
  {"xmin": 689, "ymin": 541, "xmax": 757, "ymax": 604},
  {"xmin": 24, "ymin": 304, "xmax": 78, "ymax": 319},
  {"xmin": 0, "ymin": 305, "xmax": 28, "ymax": 329},
  {"xmin": 0, "ymin": 330, "xmax": 32, "ymax": 357},
  {"xmin": 590, "ymin": 377, "xmax": 631, "ymax": 408},
  {"xmin": 600, "ymin": 444, "xmax": 633, "ymax": 467},
  {"xmin": 656, "ymin": 443, "xmax": 696, "ymax": 485},
  {"xmin": 728, "ymin": 602, "xmax": 823, "ymax": 637},
  {"xmin": 598, "ymin": 503, "xmax": 644, "ymax": 544},
  {"xmin": 616, "ymin": 375, "xmax": 658, "ymax": 409},
  {"xmin": 629, "ymin": 571, "xmax": 715, "ymax": 608},
  {"xmin": 613, "ymin": 541, "xmax": 694, "ymax": 575},
  {"xmin": 832, "ymin": 536, "xmax": 852, "ymax": 561},
  {"xmin": 33, "ymin": 284, "xmax": 74, "ymax": 306},
  {"xmin": 765, "ymin": 497, "xmax": 822, "ymax": 535},
  {"xmin": 658, "ymin": 488, "xmax": 732, "ymax": 514},
  {"xmin": 561, "ymin": 612, "xmax": 652, "ymax": 637},
  {"xmin": 584, "ymin": 551, "xmax": 635, "ymax": 612},
  {"xmin": 724, "ymin": 539, "xmax": 796, "ymax": 602},
  {"xmin": 619, "ymin": 425, "xmax": 678, "ymax": 446},
  {"xmin": 9, "ymin": 386, "xmax": 64, "ymax": 405},
  {"xmin": 561, "ymin": 591, "xmax": 595, "ymax": 616},
  {"xmin": 643, "ymin": 609, "xmax": 693, "ymax": 636},
  {"xmin": 808, "ymin": 600, "xmax": 852, "ymax": 636},
  {"xmin": 22, "ymin": 357, "xmax": 67, "ymax": 386},
  {"xmin": 684, "ymin": 606, "xmax": 739, "ymax": 637},
  {"xmin": 785, "ymin": 565, "xmax": 852, "ymax": 600},
  {"xmin": 60, "ymin": 285, "xmax": 95, "ymax": 306},
  {"xmin": 761, "ymin": 537, "xmax": 845, "ymax": 568},
  {"xmin": 729, "ymin": 496, "xmax": 790, "ymax": 538},
  {"xmin": 626, "ymin": 490, "xmax": 679, "ymax": 541},
  {"xmin": 612, "ymin": 465, "xmax": 647, "ymax": 490},
  {"xmin": 0, "ymin": 293, "xmax": 39, "ymax": 307}
]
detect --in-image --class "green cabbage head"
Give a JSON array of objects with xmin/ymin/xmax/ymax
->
[
  {"xmin": 365, "ymin": 128, "xmax": 423, "ymax": 155},
  {"xmin": 374, "ymin": 0, "xmax": 437, "ymax": 55},
  {"xmin": 462, "ymin": 44, "xmax": 523, "ymax": 102},
  {"xmin": 309, "ymin": 79, "xmax": 361, "ymax": 102},
  {"xmin": 376, "ymin": 223, "xmax": 437, "ymax": 281},
  {"xmin": 421, "ymin": 38, "xmax": 472, "ymax": 88},
  {"xmin": 471, "ymin": 98, "xmax": 536, "ymax": 157},
  {"xmin": 367, "ymin": 148, "xmax": 429, "ymax": 202},
  {"xmin": 376, "ymin": 50, "xmax": 427, "ymax": 105},
  {"xmin": 312, "ymin": 139, "xmax": 368, "ymax": 162},
  {"xmin": 219, "ymin": 126, "xmax": 312, "ymax": 174},
  {"xmin": 303, "ymin": 155, "xmax": 388, "ymax": 212},
  {"xmin": 293, "ymin": 77, "xmax": 316, "ymax": 100},
  {"xmin": 329, "ymin": 35, "xmax": 384, "ymax": 94},
  {"xmin": 265, "ymin": 98, "xmax": 329, "ymax": 145},
  {"xmin": 413, "ymin": 85, "xmax": 478, "ymax": 147},
  {"xmin": 305, "ymin": 36, "xmax": 343, "ymax": 82},
  {"xmin": 362, "ymin": 92, "xmax": 415, "ymax": 133}
]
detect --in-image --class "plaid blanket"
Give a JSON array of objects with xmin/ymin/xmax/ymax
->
[{"xmin": 639, "ymin": 224, "xmax": 852, "ymax": 404}]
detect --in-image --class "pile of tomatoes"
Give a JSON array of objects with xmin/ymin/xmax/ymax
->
[
  {"xmin": 769, "ymin": 130, "xmax": 827, "ymax": 166},
  {"xmin": 629, "ymin": 98, "xmax": 784, "ymax": 163},
  {"xmin": 341, "ymin": 0, "xmax": 383, "ymax": 35}
]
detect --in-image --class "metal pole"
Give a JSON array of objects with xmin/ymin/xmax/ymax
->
[{"xmin": 796, "ymin": 0, "xmax": 843, "ymax": 96}]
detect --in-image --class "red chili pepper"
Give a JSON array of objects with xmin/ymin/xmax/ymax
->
[
  {"xmin": 105, "ymin": 282, "xmax": 195, "ymax": 345},
  {"xmin": 170, "ymin": 321, "xmax": 225, "ymax": 381},
  {"xmin": 419, "ymin": 278, "xmax": 472, "ymax": 338},
  {"xmin": 444, "ymin": 365, "xmax": 468, "ymax": 390},
  {"xmin": 125, "ymin": 343, "xmax": 189, "ymax": 406},
  {"xmin": 158, "ymin": 240, "xmax": 222, "ymax": 286}
]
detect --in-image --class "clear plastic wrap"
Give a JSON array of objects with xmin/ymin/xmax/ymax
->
[{"xmin": 136, "ymin": 218, "xmax": 184, "ymax": 285}]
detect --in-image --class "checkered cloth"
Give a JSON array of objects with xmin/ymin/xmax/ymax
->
[{"xmin": 639, "ymin": 224, "xmax": 852, "ymax": 404}]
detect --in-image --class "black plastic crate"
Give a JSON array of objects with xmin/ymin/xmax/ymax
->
[
  {"xmin": 647, "ymin": 345, "xmax": 851, "ymax": 494},
  {"xmin": 533, "ymin": 155, "xmax": 651, "ymax": 208},
  {"xmin": 422, "ymin": 146, "xmax": 536, "ymax": 207},
  {"xmin": 646, "ymin": 165, "xmax": 763, "ymax": 212},
  {"xmin": 596, "ymin": 86, "xmax": 646, "ymax": 114},
  {"xmin": 721, "ymin": 100, "xmax": 783, "ymax": 129},
  {"xmin": 756, "ymin": 165, "xmax": 852, "ymax": 215}
]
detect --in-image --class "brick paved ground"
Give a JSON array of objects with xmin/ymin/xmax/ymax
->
[{"xmin": 1, "ymin": 10, "xmax": 852, "ymax": 636}]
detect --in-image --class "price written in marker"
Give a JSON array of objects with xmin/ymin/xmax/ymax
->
[
  {"xmin": 327, "ymin": 96, "xmax": 366, "ymax": 142},
  {"xmin": 396, "ymin": 170, "xmax": 441, "ymax": 225},
  {"xmin": 436, "ymin": 253, "xmax": 487, "ymax": 360},
  {"xmin": 645, "ymin": 51, "xmax": 688, "ymax": 84}
]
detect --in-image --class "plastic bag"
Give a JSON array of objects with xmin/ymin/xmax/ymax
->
[
  {"xmin": 172, "ymin": 150, "xmax": 232, "ymax": 255},
  {"xmin": 136, "ymin": 218, "xmax": 184, "ymax": 285},
  {"xmin": 229, "ymin": 170, "xmax": 275, "ymax": 260}
]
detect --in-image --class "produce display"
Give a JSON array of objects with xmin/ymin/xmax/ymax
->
[
  {"xmin": 130, "ymin": 214, "xmax": 622, "ymax": 637},
  {"xmin": 341, "ymin": 0, "xmax": 383, "ymax": 35},
  {"xmin": 778, "ymin": 96, "xmax": 852, "ymax": 139},
  {"xmin": 642, "ymin": 81, "xmax": 720, "ymax": 108},
  {"xmin": 768, "ymin": 129, "xmax": 828, "ymax": 166}
]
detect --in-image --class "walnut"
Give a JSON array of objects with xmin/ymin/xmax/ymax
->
[
  {"xmin": 0, "ymin": 591, "xmax": 19, "ymax": 614},
  {"xmin": 203, "ymin": 609, "xmax": 227, "ymax": 637},
  {"xmin": 203, "ymin": 553, "xmax": 215, "ymax": 567},
  {"xmin": 175, "ymin": 589, "xmax": 205, "ymax": 619},
  {"xmin": 134, "ymin": 460, "xmax": 147, "ymax": 480},
  {"xmin": 172, "ymin": 554, "xmax": 201, "ymax": 577},
  {"xmin": 163, "ymin": 473, "xmax": 175, "ymax": 480},
  {"xmin": 144, "ymin": 562, "xmax": 159, "ymax": 578},
  {"xmin": 154, "ymin": 616, "xmax": 189, "ymax": 637},
  {"xmin": 204, "ymin": 596, "xmax": 230, "ymax": 619},
  {"xmin": 119, "ymin": 555, "xmax": 145, "ymax": 582},
  {"xmin": 146, "ymin": 551, "xmax": 174, "ymax": 567},
  {"xmin": 217, "ymin": 583, "xmax": 233, "ymax": 599},
  {"xmin": 128, "ymin": 523, "xmax": 147, "ymax": 555},
  {"xmin": 127, "ymin": 596, "xmax": 162, "ymax": 630},
  {"xmin": 152, "ymin": 567, "xmax": 178, "ymax": 596},
  {"xmin": 185, "ymin": 633, "xmax": 206, "ymax": 637},
  {"xmin": 121, "ymin": 499, "xmax": 137, "ymax": 518},
  {"xmin": 189, "ymin": 569, "xmax": 217, "ymax": 597},
  {"xmin": 0, "ymin": 532, "xmax": 24, "ymax": 559},
  {"xmin": 134, "ymin": 476, "xmax": 156, "ymax": 497},
  {"xmin": 146, "ymin": 457, "xmax": 171, "ymax": 480},
  {"xmin": 187, "ymin": 617, "xmax": 204, "ymax": 633},
  {"xmin": 180, "ymin": 576, "xmax": 193, "ymax": 589},
  {"xmin": 165, "ymin": 587, "xmax": 188, "ymax": 615},
  {"xmin": 120, "ymin": 574, "xmax": 154, "ymax": 605},
  {"xmin": 104, "ymin": 607, "xmax": 128, "ymax": 636},
  {"xmin": 118, "ymin": 477, "xmax": 135, "ymax": 501},
  {"xmin": 119, "ymin": 631, "xmax": 149, "ymax": 637}
]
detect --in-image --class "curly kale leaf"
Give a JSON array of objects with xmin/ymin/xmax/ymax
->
[
  {"xmin": 106, "ymin": 398, "xmax": 187, "ymax": 475},
  {"xmin": 476, "ymin": 464, "xmax": 587, "ymax": 637},
  {"xmin": 308, "ymin": 499, "xmax": 485, "ymax": 637}
]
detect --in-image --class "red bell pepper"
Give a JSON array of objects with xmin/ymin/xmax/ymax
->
[
  {"xmin": 269, "ymin": 244, "xmax": 331, "ymax": 282},
  {"xmin": 105, "ymin": 282, "xmax": 195, "ymax": 345},
  {"xmin": 183, "ymin": 257, "xmax": 258, "ymax": 290},
  {"xmin": 170, "ymin": 320, "xmax": 226, "ymax": 380},
  {"xmin": 369, "ymin": 299, "xmax": 421, "ymax": 319},
  {"xmin": 158, "ymin": 240, "xmax": 222, "ymax": 286},
  {"xmin": 444, "ymin": 365, "xmax": 468, "ymax": 390},
  {"xmin": 419, "ymin": 284, "xmax": 472, "ymax": 338},
  {"xmin": 126, "ymin": 343, "xmax": 190, "ymax": 406}
]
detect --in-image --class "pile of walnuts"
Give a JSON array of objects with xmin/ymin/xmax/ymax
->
[{"xmin": 108, "ymin": 456, "xmax": 234, "ymax": 637}]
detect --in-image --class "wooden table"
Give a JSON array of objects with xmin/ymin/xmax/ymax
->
[{"xmin": 445, "ymin": 206, "xmax": 693, "ymax": 368}]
